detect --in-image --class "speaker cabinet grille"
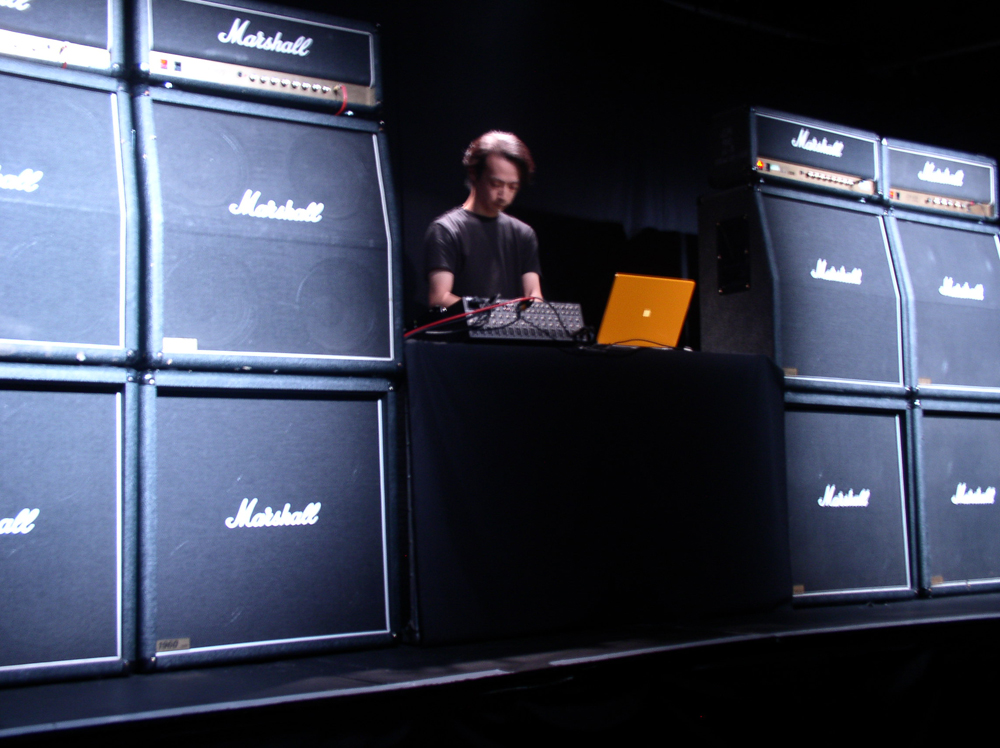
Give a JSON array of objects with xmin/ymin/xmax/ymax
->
[
  {"xmin": 919, "ymin": 409, "xmax": 1000, "ymax": 590},
  {"xmin": 893, "ymin": 216, "xmax": 1000, "ymax": 392},
  {"xmin": 785, "ymin": 405, "xmax": 911, "ymax": 600},
  {"xmin": 138, "ymin": 89, "xmax": 397, "ymax": 371},
  {"xmin": 0, "ymin": 370, "xmax": 128, "ymax": 681},
  {"xmin": 700, "ymin": 187, "xmax": 902, "ymax": 392},
  {"xmin": 0, "ymin": 71, "xmax": 128, "ymax": 359},
  {"xmin": 142, "ymin": 373, "xmax": 392, "ymax": 666}
]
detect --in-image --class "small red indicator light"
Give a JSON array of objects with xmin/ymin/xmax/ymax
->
[{"xmin": 756, "ymin": 159, "xmax": 764, "ymax": 169}]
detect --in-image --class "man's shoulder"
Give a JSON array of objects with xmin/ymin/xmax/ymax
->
[
  {"xmin": 430, "ymin": 206, "xmax": 473, "ymax": 231},
  {"xmin": 498, "ymin": 212, "xmax": 537, "ymax": 240}
]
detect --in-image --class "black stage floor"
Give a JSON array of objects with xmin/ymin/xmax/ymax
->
[{"xmin": 4, "ymin": 592, "xmax": 1000, "ymax": 745}]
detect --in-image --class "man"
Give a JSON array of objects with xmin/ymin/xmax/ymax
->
[{"xmin": 425, "ymin": 131, "xmax": 542, "ymax": 307}]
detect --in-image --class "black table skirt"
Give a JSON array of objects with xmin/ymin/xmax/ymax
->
[{"xmin": 406, "ymin": 341, "xmax": 791, "ymax": 644}]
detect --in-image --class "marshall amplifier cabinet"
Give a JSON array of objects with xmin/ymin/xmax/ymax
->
[
  {"xmin": 785, "ymin": 393, "xmax": 914, "ymax": 603},
  {"xmin": 884, "ymin": 139, "xmax": 996, "ymax": 221},
  {"xmin": 0, "ymin": 59, "xmax": 138, "ymax": 366},
  {"xmin": 0, "ymin": 363, "xmax": 136, "ymax": 684},
  {"xmin": 887, "ymin": 212, "xmax": 1000, "ymax": 397},
  {"xmin": 139, "ymin": 370, "xmax": 397, "ymax": 668},
  {"xmin": 710, "ymin": 107, "xmax": 881, "ymax": 198},
  {"xmin": 135, "ymin": 86, "xmax": 401, "ymax": 374},
  {"xmin": 699, "ymin": 184, "xmax": 905, "ymax": 395},
  {"xmin": 915, "ymin": 399, "xmax": 1000, "ymax": 594},
  {"xmin": 134, "ymin": 0, "xmax": 379, "ymax": 112},
  {"xmin": 0, "ymin": 0, "xmax": 123, "ymax": 74}
]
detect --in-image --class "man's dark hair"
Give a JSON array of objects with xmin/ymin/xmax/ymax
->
[{"xmin": 462, "ymin": 131, "xmax": 535, "ymax": 184}]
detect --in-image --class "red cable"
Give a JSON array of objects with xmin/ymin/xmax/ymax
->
[
  {"xmin": 335, "ymin": 85, "xmax": 348, "ymax": 116},
  {"xmin": 404, "ymin": 297, "xmax": 533, "ymax": 339}
]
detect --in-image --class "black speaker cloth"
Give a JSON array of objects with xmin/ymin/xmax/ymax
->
[
  {"xmin": 921, "ymin": 413, "xmax": 1000, "ymax": 583},
  {"xmin": 0, "ymin": 388, "xmax": 119, "ymax": 668},
  {"xmin": 153, "ymin": 394, "xmax": 387, "ymax": 649},
  {"xmin": 762, "ymin": 196, "xmax": 900, "ymax": 383},
  {"xmin": 896, "ymin": 220, "xmax": 1000, "ymax": 388},
  {"xmin": 0, "ymin": 73, "xmax": 122, "ymax": 347},
  {"xmin": 785, "ymin": 409, "xmax": 908, "ymax": 594},
  {"xmin": 152, "ymin": 102, "xmax": 391, "ymax": 358}
]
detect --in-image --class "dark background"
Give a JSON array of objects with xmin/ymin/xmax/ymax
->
[{"xmin": 264, "ymin": 0, "xmax": 999, "ymax": 329}]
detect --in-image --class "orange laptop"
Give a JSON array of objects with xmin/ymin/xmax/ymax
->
[{"xmin": 596, "ymin": 274, "xmax": 696, "ymax": 348}]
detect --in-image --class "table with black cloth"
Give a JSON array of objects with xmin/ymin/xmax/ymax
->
[{"xmin": 406, "ymin": 341, "xmax": 791, "ymax": 645}]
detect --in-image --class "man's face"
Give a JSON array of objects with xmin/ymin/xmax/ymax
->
[{"xmin": 472, "ymin": 154, "xmax": 520, "ymax": 216}]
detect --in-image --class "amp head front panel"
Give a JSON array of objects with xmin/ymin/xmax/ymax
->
[
  {"xmin": 0, "ymin": 70, "xmax": 128, "ymax": 361},
  {"xmin": 785, "ymin": 404, "xmax": 911, "ymax": 601},
  {"xmin": 761, "ymin": 194, "xmax": 902, "ymax": 387},
  {"xmin": 893, "ymin": 216, "xmax": 1000, "ymax": 392},
  {"xmin": 0, "ymin": 0, "xmax": 118, "ymax": 73},
  {"xmin": 139, "ymin": 90, "xmax": 396, "ymax": 371}
]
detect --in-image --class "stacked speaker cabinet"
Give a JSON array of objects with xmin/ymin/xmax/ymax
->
[
  {"xmin": 701, "ymin": 108, "xmax": 916, "ymax": 603},
  {"xmin": 130, "ymin": 0, "xmax": 403, "ymax": 670},
  {"xmin": 0, "ymin": 57, "xmax": 138, "ymax": 365},
  {"xmin": 138, "ymin": 371, "xmax": 397, "ymax": 668},
  {"xmin": 883, "ymin": 139, "xmax": 1000, "ymax": 596},
  {"xmin": 0, "ymin": 364, "xmax": 136, "ymax": 684},
  {"xmin": 134, "ymin": 86, "xmax": 400, "ymax": 374}
]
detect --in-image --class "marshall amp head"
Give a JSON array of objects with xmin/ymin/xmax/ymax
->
[
  {"xmin": 134, "ymin": 0, "xmax": 379, "ymax": 112},
  {"xmin": 884, "ymin": 139, "xmax": 997, "ymax": 221},
  {"xmin": 0, "ymin": 0, "xmax": 122, "ymax": 74},
  {"xmin": 711, "ymin": 107, "xmax": 880, "ymax": 198}
]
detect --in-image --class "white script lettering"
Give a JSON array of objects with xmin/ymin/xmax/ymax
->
[
  {"xmin": 950, "ymin": 483, "xmax": 996, "ymax": 505},
  {"xmin": 0, "ymin": 0, "xmax": 32, "ymax": 11},
  {"xmin": 917, "ymin": 161, "xmax": 965, "ymax": 188},
  {"xmin": 939, "ymin": 276, "xmax": 984, "ymax": 301},
  {"xmin": 0, "ymin": 508, "xmax": 40, "ymax": 535},
  {"xmin": 217, "ymin": 18, "xmax": 313, "ymax": 57},
  {"xmin": 790, "ymin": 128, "xmax": 845, "ymax": 158},
  {"xmin": 0, "ymin": 164, "xmax": 43, "ymax": 193},
  {"xmin": 224, "ymin": 498, "xmax": 321, "ymax": 528},
  {"xmin": 229, "ymin": 189, "xmax": 324, "ymax": 223},
  {"xmin": 810, "ymin": 258, "xmax": 862, "ymax": 285},
  {"xmin": 817, "ymin": 484, "xmax": 870, "ymax": 507}
]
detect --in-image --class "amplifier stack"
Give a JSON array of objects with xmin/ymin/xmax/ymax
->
[
  {"xmin": 701, "ymin": 106, "xmax": 1000, "ymax": 604},
  {"xmin": 0, "ymin": 0, "xmax": 402, "ymax": 684}
]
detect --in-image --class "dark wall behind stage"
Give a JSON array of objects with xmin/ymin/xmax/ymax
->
[{"xmin": 274, "ymin": 0, "xmax": 1000, "ymax": 315}]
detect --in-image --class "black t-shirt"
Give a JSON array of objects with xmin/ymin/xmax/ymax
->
[{"xmin": 424, "ymin": 207, "xmax": 541, "ymax": 299}]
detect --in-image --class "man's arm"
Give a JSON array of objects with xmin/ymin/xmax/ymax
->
[
  {"xmin": 521, "ymin": 272, "xmax": 542, "ymax": 300},
  {"xmin": 428, "ymin": 269, "xmax": 462, "ymax": 308}
]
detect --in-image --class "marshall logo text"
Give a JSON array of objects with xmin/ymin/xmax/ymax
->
[
  {"xmin": 225, "ymin": 498, "xmax": 321, "ymax": 528},
  {"xmin": 217, "ymin": 18, "xmax": 313, "ymax": 57},
  {"xmin": 790, "ymin": 128, "xmax": 845, "ymax": 158},
  {"xmin": 0, "ymin": 508, "xmax": 40, "ymax": 535},
  {"xmin": 229, "ymin": 189, "xmax": 324, "ymax": 223},
  {"xmin": 0, "ymin": 164, "xmax": 43, "ymax": 193},
  {"xmin": 0, "ymin": 0, "xmax": 32, "ymax": 10}
]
